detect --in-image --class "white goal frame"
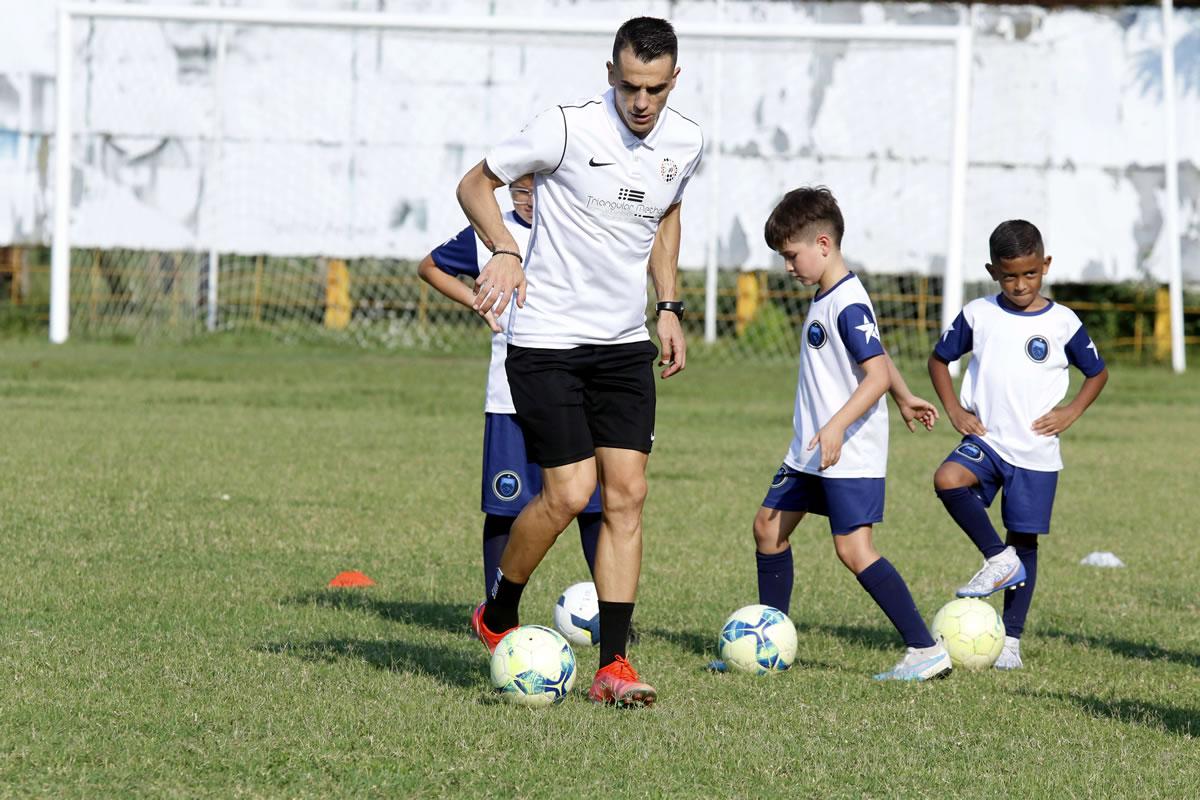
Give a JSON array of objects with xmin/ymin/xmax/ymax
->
[{"xmin": 51, "ymin": 1, "xmax": 975, "ymax": 355}]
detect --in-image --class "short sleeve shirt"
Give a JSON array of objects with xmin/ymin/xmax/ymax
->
[
  {"xmin": 933, "ymin": 295, "xmax": 1106, "ymax": 471},
  {"xmin": 430, "ymin": 211, "xmax": 532, "ymax": 413},
  {"xmin": 485, "ymin": 89, "xmax": 703, "ymax": 348},
  {"xmin": 784, "ymin": 273, "xmax": 889, "ymax": 478}
]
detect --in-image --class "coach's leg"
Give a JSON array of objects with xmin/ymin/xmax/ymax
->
[
  {"xmin": 482, "ymin": 459, "xmax": 596, "ymax": 633},
  {"xmin": 593, "ymin": 446, "xmax": 648, "ymax": 668}
]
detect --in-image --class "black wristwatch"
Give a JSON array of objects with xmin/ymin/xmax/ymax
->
[{"xmin": 655, "ymin": 301, "xmax": 685, "ymax": 320}]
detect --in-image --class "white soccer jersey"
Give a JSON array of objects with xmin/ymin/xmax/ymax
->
[
  {"xmin": 784, "ymin": 273, "xmax": 889, "ymax": 478},
  {"xmin": 485, "ymin": 88, "xmax": 703, "ymax": 348},
  {"xmin": 934, "ymin": 295, "xmax": 1106, "ymax": 471},
  {"xmin": 430, "ymin": 211, "xmax": 531, "ymax": 414}
]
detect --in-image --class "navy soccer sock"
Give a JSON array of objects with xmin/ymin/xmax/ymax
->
[
  {"xmin": 482, "ymin": 514, "xmax": 514, "ymax": 597},
  {"xmin": 577, "ymin": 511, "xmax": 601, "ymax": 580},
  {"xmin": 856, "ymin": 558, "xmax": 936, "ymax": 649},
  {"xmin": 1002, "ymin": 533, "xmax": 1039, "ymax": 638},
  {"xmin": 483, "ymin": 573, "xmax": 525, "ymax": 633},
  {"xmin": 756, "ymin": 548, "xmax": 794, "ymax": 614},
  {"xmin": 598, "ymin": 600, "xmax": 635, "ymax": 669},
  {"xmin": 936, "ymin": 486, "xmax": 1006, "ymax": 559}
]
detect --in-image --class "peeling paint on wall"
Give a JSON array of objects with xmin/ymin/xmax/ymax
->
[{"xmin": 0, "ymin": 0, "xmax": 1196, "ymax": 283}]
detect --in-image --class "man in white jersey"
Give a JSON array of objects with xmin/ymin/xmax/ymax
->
[
  {"xmin": 930, "ymin": 219, "xmax": 1108, "ymax": 670},
  {"xmin": 456, "ymin": 17, "xmax": 703, "ymax": 707},
  {"xmin": 416, "ymin": 176, "xmax": 602, "ymax": 603},
  {"xmin": 744, "ymin": 186, "xmax": 952, "ymax": 682}
]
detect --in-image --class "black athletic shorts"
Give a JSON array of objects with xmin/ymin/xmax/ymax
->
[{"xmin": 505, "ymin": 340, "xmax": 659, "ymax": 468}]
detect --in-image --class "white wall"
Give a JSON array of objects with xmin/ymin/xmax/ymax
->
[{"xmin": 0, "ymin": 0, "xmax": 1196, "ymax": 283}]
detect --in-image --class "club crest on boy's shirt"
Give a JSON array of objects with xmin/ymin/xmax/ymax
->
[
  {"xmin": 1025, "ymin": 335, "xmax": 1049, "ymax": 363},
  {"xmin": 807, "ymin": 321, "xmax": 828, "ymax": 349}
]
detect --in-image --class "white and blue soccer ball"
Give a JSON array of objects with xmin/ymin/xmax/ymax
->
[
  {"xmin": 553, "ymin": 581, "xmax": 600, "ymax": 647},
  {"xmin": 489, "ymin": 624, "xmax": 577, "ymax": 707},
  {"xmin": 718, "ymin": 604, "xmax": 797, "ymax": 675},
  {"xmin": 930, "ymin": 598, "xmax": 1005, "ymax": 671}
]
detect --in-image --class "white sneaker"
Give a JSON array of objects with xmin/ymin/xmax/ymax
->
[
  {"xmin": 956, "ymin": 546, "xmax": 1027, "ymax": 598},
  {"xmin": 873, "ymin": 642, "xmax": 953, "ymax": 682},
  {"xmin": 994, "ymin": 636, "xmax": 1023, "ymax": 670}
]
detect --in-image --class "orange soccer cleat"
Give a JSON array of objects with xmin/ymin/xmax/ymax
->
[
  {"xmin": 470, "ymin": 601, "xmax": 515, "ymax": 655},
  {"xmin": 588, "ymin": 655, "xmax": 657, "ymax": 707}
]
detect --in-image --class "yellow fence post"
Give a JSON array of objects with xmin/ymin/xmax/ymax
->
[
  {"xmin": 736, "ymin": 270, "xmax": 763, "ymax": 336},
  {"xmin": 324, "ymin": 258, "xmax": 351, "ymax": 330},
  {"xmin": 1154, "ymin": 286, "xmax": 1171, "ymax": 362}
]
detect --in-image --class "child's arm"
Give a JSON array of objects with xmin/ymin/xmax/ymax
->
[
  {"xmin": 1031, "ymin": 367, "xmax": 1109, "ymax": 436},
  {"xmin": 884, "ymin": 353, "xmax": 938, "ymax": 432},
  {"xmin": 417, "ymin": 254, "xmax": 502, "ymax": 333},
  {"xmin": 928, "ymin": 354, "xmax": 987, "ymax": 436},
  {"xmin": 809, "ymin": 355, "xmax": 890, "ymax": 470}
]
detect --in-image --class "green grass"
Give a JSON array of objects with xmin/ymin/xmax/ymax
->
[{"xmin": 0, "ymin": 339, "xmax": 1197, "ymax": 797}]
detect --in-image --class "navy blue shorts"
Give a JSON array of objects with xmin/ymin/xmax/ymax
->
[
  {"xmin": 761, "ymin": 464, "xmax": 885, "ymax": 535},
  {"xmin": 943, "ymin": 436, "xmax": 1058, "ymax": 534},
  {"xmin": 482, "ymin": 413, "xmax": 601, "ymax": 516}
]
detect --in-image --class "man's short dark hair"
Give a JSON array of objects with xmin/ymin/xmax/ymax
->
[
  {"xmin": 612, "ymin": 17, "xmax": 678, "ymax": 65},
  {"xmin": 989, "ymin": 220, "xmax": 1044, "ymax": 265},
  {"xmin": 764, "ymin": 186, "xmax": 845, "ymax": 251}
]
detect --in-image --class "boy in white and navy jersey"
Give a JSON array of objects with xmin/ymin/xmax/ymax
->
[
  {"xmin": 929, "ymin": 219, "xmax": 1108, "ymax": 670},
  {"xmin": 746, "ymin": 186, "xmax": 951, "ymax": 682},
  {"xmin": 416, "ymin": 176, "xmax": 601, "ymax": 596}
]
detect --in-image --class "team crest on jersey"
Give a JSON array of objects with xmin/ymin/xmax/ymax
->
[
  {"xmin": 770, "ymin": 466, "xmax": 791, "ymax": 489},
  {"xmin": 955, "ymin": 442, "xmax": 985, "ymax": 462},
  {"xmin": 660, "ymin": 158, "xmax": 679, "ymax": 182},
  {"xmin": 491, "ymin": 470, "xmax": 522, "ymax": 501},
  {"xmin": 806, "ymin": 321, "xmax": 828, "ymax": 349},
  {"xmin": 1025, "ymin": 335, "xmax": 1050, "ymax": 363}
]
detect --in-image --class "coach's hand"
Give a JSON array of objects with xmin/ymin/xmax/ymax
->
[
  {"xmin": 474, "ymin": 252, "xmax": 526, "ymax": 317},
  {"xmin": 656, "ymin": 312, "xmax": 687, "ymax": 378}
]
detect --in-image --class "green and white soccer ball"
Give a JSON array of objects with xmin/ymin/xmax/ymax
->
[
  {"xmin": 489, "ymin": 624, "xmax": 577, "ymax": 707},
  {"xmin": 718, "ymin": 604, "xmax": 797, "ymax": 675},
  {"xmin": 931, "ymin": 598, "xmax": 1005, "ymax": 671}
]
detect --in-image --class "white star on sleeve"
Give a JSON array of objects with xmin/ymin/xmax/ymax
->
[
  {"xmin": 1087, "ymin": 339, "xmax": 1098, "ymax": 359},
  {"xmin": 855, "ymin": 315, "xmax": 880, "ymax": 344},
  {"xmin": 941, "ymin": 323, "xmax": 954, "ymax": 343}
]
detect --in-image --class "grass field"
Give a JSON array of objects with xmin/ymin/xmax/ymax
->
[{"xmin": 0, "ymin": 339, "xmax": 1197, "ymax": 797}]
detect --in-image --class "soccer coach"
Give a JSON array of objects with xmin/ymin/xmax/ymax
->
[{"xmin": 457, "ymin": 16, "xmax": 703, "ymax": 706}]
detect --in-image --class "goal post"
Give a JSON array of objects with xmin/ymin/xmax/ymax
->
[{"xmin": 51, "ymin": 2, "xmax": 972, "ymax": 365}]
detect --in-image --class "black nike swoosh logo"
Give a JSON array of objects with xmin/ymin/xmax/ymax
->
[{"xmin": 589, "ymin": 158, "xmax": 615, "ymax": 167}]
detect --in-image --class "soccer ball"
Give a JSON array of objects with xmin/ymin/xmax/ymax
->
[
  {"xmin": 718, "ymin": 604, "xmax": 797, "ymax": 675},
  {"xmin": 553, "ymin": 581, "xmax": 600, "ymax": 647},
  {"xmin": 489, "ymin": 625, "xmax": 577, "ymax": 707},
  {"xmin": 930, "ymin": 598, "xmax": 1005, "ymax": 671}
]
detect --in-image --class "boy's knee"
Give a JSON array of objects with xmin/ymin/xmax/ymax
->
[
  {"xmin": 753, "ymin": 509, "xmax": 784, "ymax": 551},
  {"xmin": 934, "ymin": 463, "xmax": 972, "ymax": 492}
]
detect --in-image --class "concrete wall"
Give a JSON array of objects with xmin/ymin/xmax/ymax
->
[{"xmin": 0, "ymin": 0, "xmax": 1197, "ymax": 282}]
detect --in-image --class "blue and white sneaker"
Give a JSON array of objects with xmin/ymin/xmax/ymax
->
[
  {"xmin": 994, "ymin": 636, "xmax": 1023, "ymax": 670},
  {"xmin": 873, "ymin": 643, "xmax": 952, "ymax": 682},
  {"xmin": 955, "ymin": 546, "xmax": 1027, "ymax": 598},
  {"xmin": 705, "ymin": 660, "xmax": 728, "ymax": 673}
]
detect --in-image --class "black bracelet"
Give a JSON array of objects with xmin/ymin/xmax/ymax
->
[
  {"xmin": 655, "ymin": 301, "xmax": 685, "ymax": 320},
  {"xmin": 492, "ymin": 249, "xmax": 523, "ymax": 263}
]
